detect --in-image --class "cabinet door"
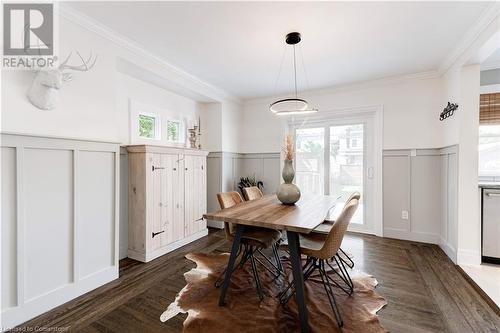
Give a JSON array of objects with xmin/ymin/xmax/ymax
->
[
  {"xmin": 167, "ymin": 154, "xmax": 184, "ymax": 243},
  {"xmin": 184, "ymin": 155, "xmax": 207, "ymax": 237},
  {"xmin": 151, "ymin": 153, "xmax": 167, "ymax": 250}
]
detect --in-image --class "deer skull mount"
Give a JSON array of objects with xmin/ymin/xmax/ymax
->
[{"xmin": 27, "ymin": 52, "xmax": 97, "ymax": 110}]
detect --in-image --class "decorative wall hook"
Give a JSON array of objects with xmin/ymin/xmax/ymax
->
[{"xmin": 439, "ymin": 102, "xmax": 458, "ymax": 121}]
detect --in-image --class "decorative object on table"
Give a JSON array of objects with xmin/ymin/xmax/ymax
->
[
  {"xmin": 160, "ymin": 252, "xmax": 387, "ymax": 333},
  {"xmin": 28, "ymin": 52, "xmax": 98, "ymax": 110},
  {"xmin": 269, "ymin": 32, "xmax": 318, "ymax": 116},
  {"xmin": 237, "ymin": 174, "xmax": 264, "ymax": 195},
  {"xmin": 188, "ymin": 125, "xmax": 198, "ymax": 149},
  {"xmin": 277, "ymin": 135, "xmax": 301, "ymax": 205},
  {"xmin": 439, "ymin": 102, "xmax": 458, "ymax": 121}
]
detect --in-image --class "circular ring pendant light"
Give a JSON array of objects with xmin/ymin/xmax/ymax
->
[{"xmin": 270, "ymin": 32, "xmax": 318, "ymax": 116}]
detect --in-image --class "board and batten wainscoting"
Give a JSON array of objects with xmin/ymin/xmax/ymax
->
[
  {"xmin": 206, "ymin": 152, "xmax": 280, "ymax": 229},
  {"xmin": 1, "ymin": 133, "xmax": 120, "ymax": 328},
  {"xmin": 383, "ymin": 146, "xmax": 459, "ymax": 262}
]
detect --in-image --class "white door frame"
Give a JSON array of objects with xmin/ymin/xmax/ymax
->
[{"xmin": 287, "ymin": 105, "xmax": 384, "ymax": 236}]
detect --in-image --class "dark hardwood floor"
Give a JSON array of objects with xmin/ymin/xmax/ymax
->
[{"xmin": 17, "ymin": 229, "xmax": 500, "ymax": 332}]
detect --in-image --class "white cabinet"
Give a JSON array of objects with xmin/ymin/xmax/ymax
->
[{"xmin": 126, "ymin": 145, "xmax": 208, "ymax": 262}]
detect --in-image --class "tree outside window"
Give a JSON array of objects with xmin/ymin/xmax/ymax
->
[
  {"xmin": 139, "ymin": 114, "xmax": 156, "ymax": 139},
  {"xmin": 167, "ymin": 120, "xmax": 180, "ymax": 142}
]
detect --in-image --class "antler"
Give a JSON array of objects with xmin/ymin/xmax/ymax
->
[{"xmin": 59, "ymin": 52, "xmax": 97, "ymax": 71}]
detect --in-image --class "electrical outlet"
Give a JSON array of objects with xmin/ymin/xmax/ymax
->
[{"xmin": 402, "ymin": 210, "xmax": 409, "ymax": 220}]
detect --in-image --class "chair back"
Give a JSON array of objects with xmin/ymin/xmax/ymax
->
[
  {"xmin": 346, "ymin": 191, "xmax": 361, "ymax": 203},
  {"xmin": 216, "ymin": 191, "xmax": 243, "ymax": 238},
  {"xmin": 318, "ymin": 199, "xmax": 359, "ymax": 259},
  {"xmin": 242, "ymin": 186, "xmax": 263, "ymax": 201}
]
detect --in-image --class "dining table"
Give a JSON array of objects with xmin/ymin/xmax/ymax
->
[{"xmin": 203, "ymin": 193, "xmax": 338, "ymax": 333}]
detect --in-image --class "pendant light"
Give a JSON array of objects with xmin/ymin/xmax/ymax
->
[{"xmin": 270, "ymin": 32, "xmax": 318, "ymax": 116}]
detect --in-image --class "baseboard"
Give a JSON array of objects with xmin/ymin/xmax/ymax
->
[
  {"xmin": 439, "ymin": 237, "xmax": 457, "ymax": 263},
  {"xmin": 383, "ymin": 228, "xmax": 440, "ymax": 244},
  {"xmin": 128, "ymin": 229, "xmax": 209, "ymax": 262},
  {"xmin": 457, "ymin": 249, "xmax": 481, "ymax": 266},
  {"xmin": 456, "ymin": 265, "xmax": 500, "ymax": 316},
  {"xmin": 1, "ymin": 266, "xmax": 118, "ymax": 329},
  {"xmin": 119, "ymin": 245, "xmax": 128, "ymax": 260}
]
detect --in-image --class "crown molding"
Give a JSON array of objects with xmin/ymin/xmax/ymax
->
[
  {"xmin": 243, "ymin": 70, "xmax": 440, "ymax": 105},
  {"xmin": 438, "ymin": 2, "xmax": 500, "ymax": 75},
  {"xmin": 58, "ymin": 3, "xmax": 241, "ymax": 105}
]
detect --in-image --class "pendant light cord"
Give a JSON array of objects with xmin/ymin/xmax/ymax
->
[{"xmin": 293, "ymin": 45, "xmax": 298, "ymax": 99}]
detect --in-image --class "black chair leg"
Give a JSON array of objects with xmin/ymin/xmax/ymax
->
[
  {"xmin": 325, "ymin": 259, "xmax": 353, "ymax": 296},
  {"xmin": 249, "ymin": 248, "xmax": 264, "ymax": 301},
  {"xmin": 318, "ymin": 260, "xmax": 343, "ymax": 327},
  {"xmin": 339, "ymin": 248, "xmax": 354, "ymax": 268}
]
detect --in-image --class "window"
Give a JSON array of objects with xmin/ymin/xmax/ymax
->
[
  {"xmin": 479, "ymin": 124, "xmax": 500, "ymax": 179},
  {"xmin": 138, "ymin": 114, "xmax": 157, "ymax": 139},
  {"xmin": 166, "ymin": 120, "xmax": 180, "ymax": 142}
]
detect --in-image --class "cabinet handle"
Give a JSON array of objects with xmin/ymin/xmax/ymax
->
[
  {"xmin": 173, "ymin": 167, "xmax": 177, "ymax": 171},
  {"xmin": 486, "ymin": 192, "xmax": 500, "ymax": 197},
  {"xmin": 185, "ymin": 167, "xmax": 188, "ymax": 171},
  {"xmin": 152, "ymin": 230, "xmax": 165, "ymax": 238},
  {"xmin": 195, "ymin": 217, "xmax": 204, "ymax": 222},
  {"xmin": 152, "ymin": 166, "xmax": 165, "ymax": 171}
]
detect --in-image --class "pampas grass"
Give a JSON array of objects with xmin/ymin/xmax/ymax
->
[{"xmin": 283, "ymin": 134, "xmax": 294, "ymax": 161}]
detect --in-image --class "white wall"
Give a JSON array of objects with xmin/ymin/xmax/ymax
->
[
  {"xmin": 1, "ymin": 13, "xmax": 241, "ymax": 146},
  {"xmin": 241, "ymin": 75, "xmax": 445, "ymax": 153},
  {"xmin": 442, "ymin": 65, "xmax": 482, "ymax": 265}
]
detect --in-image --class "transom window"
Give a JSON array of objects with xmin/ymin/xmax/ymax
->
[
  {"xmin": 166, "ymin": 120, "xmax": 180, "ymax": 142},
  {"xmin": 138, "ymin": 114, "xmax": 158, "ymax": 139}
]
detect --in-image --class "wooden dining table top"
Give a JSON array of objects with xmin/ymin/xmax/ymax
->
[{"xmin": 203, "ymin": 193, "xmax": 338, "ymax": 234}]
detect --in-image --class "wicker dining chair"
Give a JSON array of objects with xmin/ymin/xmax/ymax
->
[
  {"xmin": 279, "ymin": 199, "xmax": 359, "ymax": 327},
  {"xmin": 215, "ymin": 191, "xmax": 283, "ymax": 301},
  {"xmin": 242, "ymin": 186, "xmax": 264, "ymax": 201}
]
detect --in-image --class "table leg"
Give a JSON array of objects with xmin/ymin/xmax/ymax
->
[
  {"xmin": 287, "ymin": 231, "xmax": 309, "ymax": 333},
  {"xmin": 219, "ymin": 224, "xmax": 245, "ymax": 306}
]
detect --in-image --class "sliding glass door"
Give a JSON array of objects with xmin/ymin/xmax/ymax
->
[{"xmin": 294, "ymin": 116, "xmax": 375, "ymax": 233}]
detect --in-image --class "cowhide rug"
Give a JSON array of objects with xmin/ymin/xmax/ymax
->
[{"xmin": 160, "ymin": 252, "xmax": 387, "ymax": 333}]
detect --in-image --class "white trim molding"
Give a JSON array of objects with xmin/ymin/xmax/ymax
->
[
  {"xmin": 480, "ymin": 84, "xmax": 500, "ymax": 94},
  {"xmin": 439, "ymin": 2, "xmax": 500, "ymax": 74}
]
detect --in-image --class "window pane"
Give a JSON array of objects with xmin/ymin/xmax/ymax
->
[
  {"xmin": 479, "ymin": 124, "xmax": 500, "ymax": 177},
  {"xmin": 139, "ymin": 114, "xmax": 155, "ymax": 139},
  {"xmin": 167, "ymin": 120, "xmax": 180, "ymax": 142},
  {"xmin": 330, "ymin": 124, "xmax": 364, "ymax": 224},
  {"xmin": 295, "ymin": 128, "xmax": 324, "ymax": 195}
]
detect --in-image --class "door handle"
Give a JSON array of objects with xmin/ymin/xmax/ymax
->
[
  {"xmin": 367, "ymin": 167, "xmax": 374, "ymax": 179},
  {"xmin": 152, "ymin": 230, "xmax": 165, "ymax": 238}
]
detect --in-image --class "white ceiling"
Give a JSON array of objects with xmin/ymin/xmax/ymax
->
[{"xmin": 66, "ymin": 1, "xmax": 492, "ymax": 100}]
